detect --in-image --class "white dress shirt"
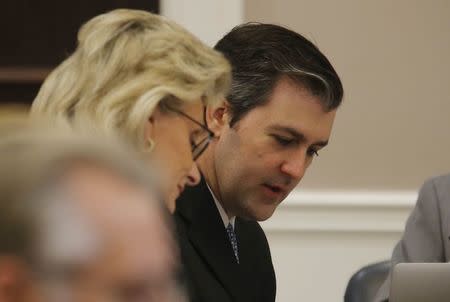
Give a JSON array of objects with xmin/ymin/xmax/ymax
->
[{"xmin": 206, "ymin": 183, "xmax": 236, "ymax": 229}]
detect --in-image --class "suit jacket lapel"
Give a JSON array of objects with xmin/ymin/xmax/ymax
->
[
  {"xmin": 176, "ymin": 178, "xmax": 248, "ymax": 301},
  {"xmin": 235, "ymin": 219, "xmax": 262, "ymax": 296}
]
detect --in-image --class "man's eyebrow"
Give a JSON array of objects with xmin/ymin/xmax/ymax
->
[{"xmin": 269, "ymin": 125, "xmax": 329, "ymax": 147}]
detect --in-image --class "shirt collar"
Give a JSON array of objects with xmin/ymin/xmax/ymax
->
[{"xmin": 206, "ymin": 183, "xmax": 236, "ymax": 228}]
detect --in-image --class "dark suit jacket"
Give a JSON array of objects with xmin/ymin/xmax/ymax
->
[{"xmin": 174, "ymin": 178, "xmax": 276, "ymax": 302}]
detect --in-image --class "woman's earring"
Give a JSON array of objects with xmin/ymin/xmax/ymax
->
[{"xmin": 146, "ymin": 138, "xmax": 155, "ymax": 152}]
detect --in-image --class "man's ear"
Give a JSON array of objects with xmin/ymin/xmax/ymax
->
[{"xmin": 206, "ymin": 101, "xmax": 231, "ymax": 137}]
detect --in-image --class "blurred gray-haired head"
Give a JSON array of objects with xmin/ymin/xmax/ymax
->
[{"xmin": 0, "ymin": 114, "xmax": 183, "ymax": 302}]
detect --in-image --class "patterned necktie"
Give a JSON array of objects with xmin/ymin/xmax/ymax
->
[{"xmin": 226, "ymin": 223, "xmax": 239, "ymax": 264}]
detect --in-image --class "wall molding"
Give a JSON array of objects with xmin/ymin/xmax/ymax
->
[{"xmin": 260, "ymin": 190, "xmax": 417, "ymax": 234}]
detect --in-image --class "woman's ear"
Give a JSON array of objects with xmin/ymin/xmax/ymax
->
[
  {"xmin": 144, "ymin": 106, "xmax": 163, "ymax": 142},
  {"xmin": 205, "ymin": 101, "xmax": 231, "ymax": 137}
]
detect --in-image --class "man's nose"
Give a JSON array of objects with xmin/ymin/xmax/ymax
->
[{"xmin": 280, "ymin": 151, "xmax": 308, "ymax": 181}]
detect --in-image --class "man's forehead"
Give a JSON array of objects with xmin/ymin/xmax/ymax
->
[
  {"xmin": 241, "ymin": 94, "xmax": 336, "ymax": 143},
  {"xmin": 60, "ymin": 163, "xmax": 158, "ymax": 230}
]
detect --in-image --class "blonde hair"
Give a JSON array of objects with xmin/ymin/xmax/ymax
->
[{"xmin": 31, "ymin": 9, "xmax": 231, "ymax": 150}]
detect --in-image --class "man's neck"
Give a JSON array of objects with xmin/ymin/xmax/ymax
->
[{"xmin": 197, "ymin": 149, "xmax": 234, "ymax": 219}]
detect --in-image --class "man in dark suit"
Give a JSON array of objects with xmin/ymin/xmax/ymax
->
[{"xmin": 174, "ymin": 23, "xmax": 344, "ymax": 302}]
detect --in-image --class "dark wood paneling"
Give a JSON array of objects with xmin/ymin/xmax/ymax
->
[{"xmin": 0, "ymin": 1, "xmax": 159, "ymax": 105}]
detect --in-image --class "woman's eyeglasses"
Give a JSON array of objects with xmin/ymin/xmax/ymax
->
[{"xmin": 167, "ymin": 106, "xmax": 215, "ymax": 161}]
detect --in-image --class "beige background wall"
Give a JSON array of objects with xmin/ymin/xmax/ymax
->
[{"xmin": 246, "ymin": 0, "xmax": 450, "ymax": 190}]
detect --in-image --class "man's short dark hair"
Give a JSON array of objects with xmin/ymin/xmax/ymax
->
[{"xmin": 215, "ymin": 22, "xmax": 344, "ymax": 126}]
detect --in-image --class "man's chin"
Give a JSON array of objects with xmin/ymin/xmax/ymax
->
[{"xmin": 239, "ymin": 204, "xmax": 278, "ymax": 222}]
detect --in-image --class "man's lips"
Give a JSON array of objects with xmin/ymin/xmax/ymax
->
[{"xmin": 261, "ymin": 183, "xmax": 287, "ymax": 196}]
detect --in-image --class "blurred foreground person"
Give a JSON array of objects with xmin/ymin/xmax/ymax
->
[
  {"xmin": 31, "ymin": 9, "xmax": 231, "ymax": 210},
  {"xmin": 0, "ymin": 117, "xmax": 184, "ymax": 302}
]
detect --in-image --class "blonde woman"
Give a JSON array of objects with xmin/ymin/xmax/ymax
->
[{"xmin": 31, "ymin": 9, "xmax": 230, "ymax": 211}]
